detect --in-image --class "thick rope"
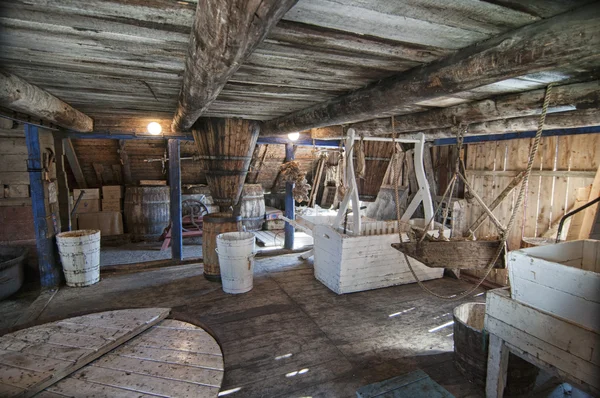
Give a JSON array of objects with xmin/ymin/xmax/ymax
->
[{"xmin": 394, "ymin": 84, "xmax": 555, "ymax": 300}]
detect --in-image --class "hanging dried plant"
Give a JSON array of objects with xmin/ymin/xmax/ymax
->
[{"xmin": 280, "ymin": 161, "xmax": 311, "ymax": 202}]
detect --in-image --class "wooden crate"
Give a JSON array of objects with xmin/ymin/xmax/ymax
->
[
  {"xmin": 507, "ymin": 240, "xmax": 600, "ymax": 332},
  {"xmin": 102, "ymin": 185, "xmax": 123, "ymax": 199},
  {"xmin": 313, "ymin": 224, "xmax": 443, "ymax": 294}
]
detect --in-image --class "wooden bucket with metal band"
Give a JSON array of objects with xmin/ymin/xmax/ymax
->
[
  {"xmin": 240, "ymin": 184, "xmax": 265, "ymax": 231},
  {"xmin": 202, "ymin": 212, "xmax": 242, "ymax": 282},
  {"xmin": 453, "ymin": 302, "xmax": 539, "ymax": 396},
  {"xmin": 192, "ymin": 118, "xmax": 259, "ymax": 211}
]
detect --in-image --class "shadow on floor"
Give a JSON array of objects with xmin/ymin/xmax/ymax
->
[{"xmin": 0, "ymin": 253, "xmax": 583, "ymax": 397}]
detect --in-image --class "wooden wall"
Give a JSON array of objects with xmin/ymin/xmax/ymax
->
[
  {"xmin": 0, "ymin": 126, "xmax": 34, "ymax": 244},
  {"xmin": 251, "ymin": 144, "xmax": 322, "ymax": 193},
  {"xmin": 433, "ymin": 133, "xmax": 599, "ymax": 285},
  {"xmin": 0, "ymin": 122, "xmax": 61, "ymax": 280},
  {"xmin": 67, "ymin": 139, "xmax": 322, "ymax": 198}
]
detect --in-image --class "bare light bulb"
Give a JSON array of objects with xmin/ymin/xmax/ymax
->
[
  {"xmin": 147, "ymin": 122, "xmax": 162, "ymax": 135},
  {"xmin": 288, "ymin": 132, "xmax": 300, "ymax": 141}
]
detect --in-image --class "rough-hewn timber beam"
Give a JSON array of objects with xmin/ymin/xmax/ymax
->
[
  {"xmin": 0, "ymin": 71, "xmax": 93, "ymax": 132},
  {"xmin": 171, "ymin": 0, "xmax": 298, "ymax": 132},
  {"xmin": 261, "ymin": 4, "xmax": 600, "ymax": 136},
  {"xmin": 382, "ymin": 80, "xmax": 598, "ymax": 135},
  {"xmin": 312, "ymin": 109, "xmax": 600, "ymax": 141},
  {"xmin": 64, "ymin": 138, "xmax": 88, "ymax": 189},
  {"xmin": 312, "ymin": 81, "xmax": 600, "ymax": 138},
  {"xmin": 431, "ymin": 109, "xmax": 600, "ymax": 138}
]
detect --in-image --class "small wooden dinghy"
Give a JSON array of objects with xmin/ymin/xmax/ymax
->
[{"xmin": 391, "ymin": 239, "xmax": 505, "ymax": 270}]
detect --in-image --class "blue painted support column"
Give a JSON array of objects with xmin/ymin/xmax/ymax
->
[
  {"xmin": 284, "ymin": 143, "xmax": 295, "ymax": 250},
  {"xmin": 25, "ymin": 124, "xmax": 61, "ymax": 287},
  {"xmin": 168, "ymin": 139, "xmax": 183, "ymax": 260}
]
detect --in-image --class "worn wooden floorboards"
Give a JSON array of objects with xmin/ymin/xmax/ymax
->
[{"xmin": 1, "ymin": 255, "xmax": 486, "ymax": 397}]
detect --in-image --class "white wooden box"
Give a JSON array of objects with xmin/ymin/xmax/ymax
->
[
  {"xmin": 313, "ymin": 224, "xmax": 443, "ymax": 294},
  {"xmin": 508, "ymin": 239, "xmax": 600, "ymax": 332},
  {"xmin": 296, "ymin": 213, "xmax": 338, "ymax": 231}
]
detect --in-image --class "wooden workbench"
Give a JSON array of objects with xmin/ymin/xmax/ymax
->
[{"xmin": 484, "ymin": 289, "xmax": 599, "ymax": 397}]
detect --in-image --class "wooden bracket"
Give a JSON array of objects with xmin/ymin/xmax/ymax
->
[
  {"xmin": 333, "ymin": 128, "xmax": 361, "ymax": 235},
  {"xmin": 400, "ymin": 133, "xmax": 434, "ymax": 228}
]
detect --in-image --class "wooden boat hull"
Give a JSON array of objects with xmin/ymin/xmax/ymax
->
[{"xmin": 391, "ymin": 240, "xmax": 505, "ymax": 270}]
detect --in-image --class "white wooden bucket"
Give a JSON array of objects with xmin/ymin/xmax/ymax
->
[
  {"xmin": 56, "ymin": 229, "xmax": 101, "ymax": 287},
  {"xmin": 215, "ymin": 232, "xmax": 255, "ymax": 294}
]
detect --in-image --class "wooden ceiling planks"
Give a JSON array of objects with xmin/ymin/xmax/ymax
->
[
  {"xmin": 171, "ymin": 0, "xmax": 298, "ymax": 131},
  {"xmin": 0, "ymin": 0, "xmax": 192, "ymax": 122},
  {"xmin": 261, "ymin": 3, "xmax": 600, "ymax": 135},
  {"xmin": 0, "ymin": 0, "xmax": 597, "ymax": 124},
  {"xmin": 281, "ymin": 0, "xmax": 535, "ymax": 49}
]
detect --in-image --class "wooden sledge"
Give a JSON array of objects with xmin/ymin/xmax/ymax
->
[{"xmin": 391, "ymin": 239, "xmax": 506, "ymax": 270}]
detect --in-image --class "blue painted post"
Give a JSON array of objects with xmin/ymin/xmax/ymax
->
[
  {"xmin": 25, "ymin": 124, "xmax": 61, "ymax": 287},
  {"xmin": 284, "ymin": 143, "xmax": 295, "ymax": 250},
  {"xmin": 168, "ymin": 139, "xmax": 183, "ymax": 260}
]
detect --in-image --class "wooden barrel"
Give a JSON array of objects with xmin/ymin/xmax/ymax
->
[
  {"xmin": 202, "ymin": 212, "xmax": 242, "ymax": 281},
  {"xmin": 453, "ymin": 303, "xmax": 539, "ymax": 396},
  {"xmin": 240, "ymin": 184, "xmax": 265, "ymax": 231},
  {"xmin": 123, "ymin": 187, "xmax": 170, "ymax": 240},
  {"xmin": 193, "ymin": 118, "xmax": 259, "ymax": 211},
  {"xmin": 354, "ymin": 141, "xmax": 394, "ymax": 202}
]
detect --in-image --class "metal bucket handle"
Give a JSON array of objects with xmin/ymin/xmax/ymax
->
[{"xmin": 215, "ymin": 248, "xmax": 256, "ymax": 269}]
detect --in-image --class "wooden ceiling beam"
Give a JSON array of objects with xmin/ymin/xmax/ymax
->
[
  {"xmin": 389, "ymin": 80, "xmax": 599, "ymax": 134},
  {"xmin": 312, "ymin": 109, "xmax": 600, "ymax": 141},
  {"xmin": 171, "ymin": 0, "xmax": 298, "ymax": 132},
  {"xmin": 261, "ymin": 3, "xmax": 600, "ymax": 136},
  {"xmin": 311, "ymin": 80, "xmax": 600, "ymax": 138},
  {"xmin": 0, "ymin": 71, "xmax": 93, "ymax": 132}
]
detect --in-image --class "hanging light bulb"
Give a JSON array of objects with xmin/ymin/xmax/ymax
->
[
  {"xmin": 147, "ymin": 122, "xmax": 162, "ymax": 135},
  {"xmin": 288, "ymin": 132, "xmax": 300, "ymax": 141}
]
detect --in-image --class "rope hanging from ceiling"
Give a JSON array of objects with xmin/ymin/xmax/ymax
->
[{"xmin": 393, "ymin": 83, "xmax": 556, "ymax": 300}]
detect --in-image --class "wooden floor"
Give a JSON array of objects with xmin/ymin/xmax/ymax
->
[
  {"xmin": 1, "ymin": 255, "xmax": 488, "ymax": 397},
  {"xmin": 0, "ymin": 308, "xmax": 170, "ymax": 397},
  {"xmin": 39, "ymin": 319, "xmax": 224, "ymax": 398}
]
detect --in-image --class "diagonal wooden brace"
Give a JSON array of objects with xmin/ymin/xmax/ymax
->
[
  {"xmin": 465, "ymin": 171, "xmax": 525, "ymax": 237},
  {"xmin": 458, "ymin": 172, "xmax": 506, "ymax": 235}
]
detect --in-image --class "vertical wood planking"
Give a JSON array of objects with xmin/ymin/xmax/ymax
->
[
  {"xmin": 465, "ymin": 144, "xmax": 478, "ymax": 234},
  {"xmin": 537, "ymin": 136, "xmax": 557, "ymax": 236},
  {"xmin": 168, "ymin": 139, "xmax": 182, "ymax": 261},
  {"xmin": 25, "ymin": 124, "xmax": 61, "ymax": 287},
  {"xmin": 460, "ymin": 133, "xmax": 598, "ymax": 285},
  {"xmin": 512, "ymin": 138, "xmax": 532, "ymax": 249},
  {"xmin": 559, "ymin": 136, "xmax": 577, "ymax": 222},
  {"xmin": 523, "ymin": 137, "xmax": 541, "ymax": 239},
  {"xmin": 481, "ymin": 142, "xmax": 496, "ymax": 237}
]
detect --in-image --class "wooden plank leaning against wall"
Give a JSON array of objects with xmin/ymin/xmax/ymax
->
[{"xmin": 432, "ymin": 133, "xmax": 600, "ymax": 286}]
